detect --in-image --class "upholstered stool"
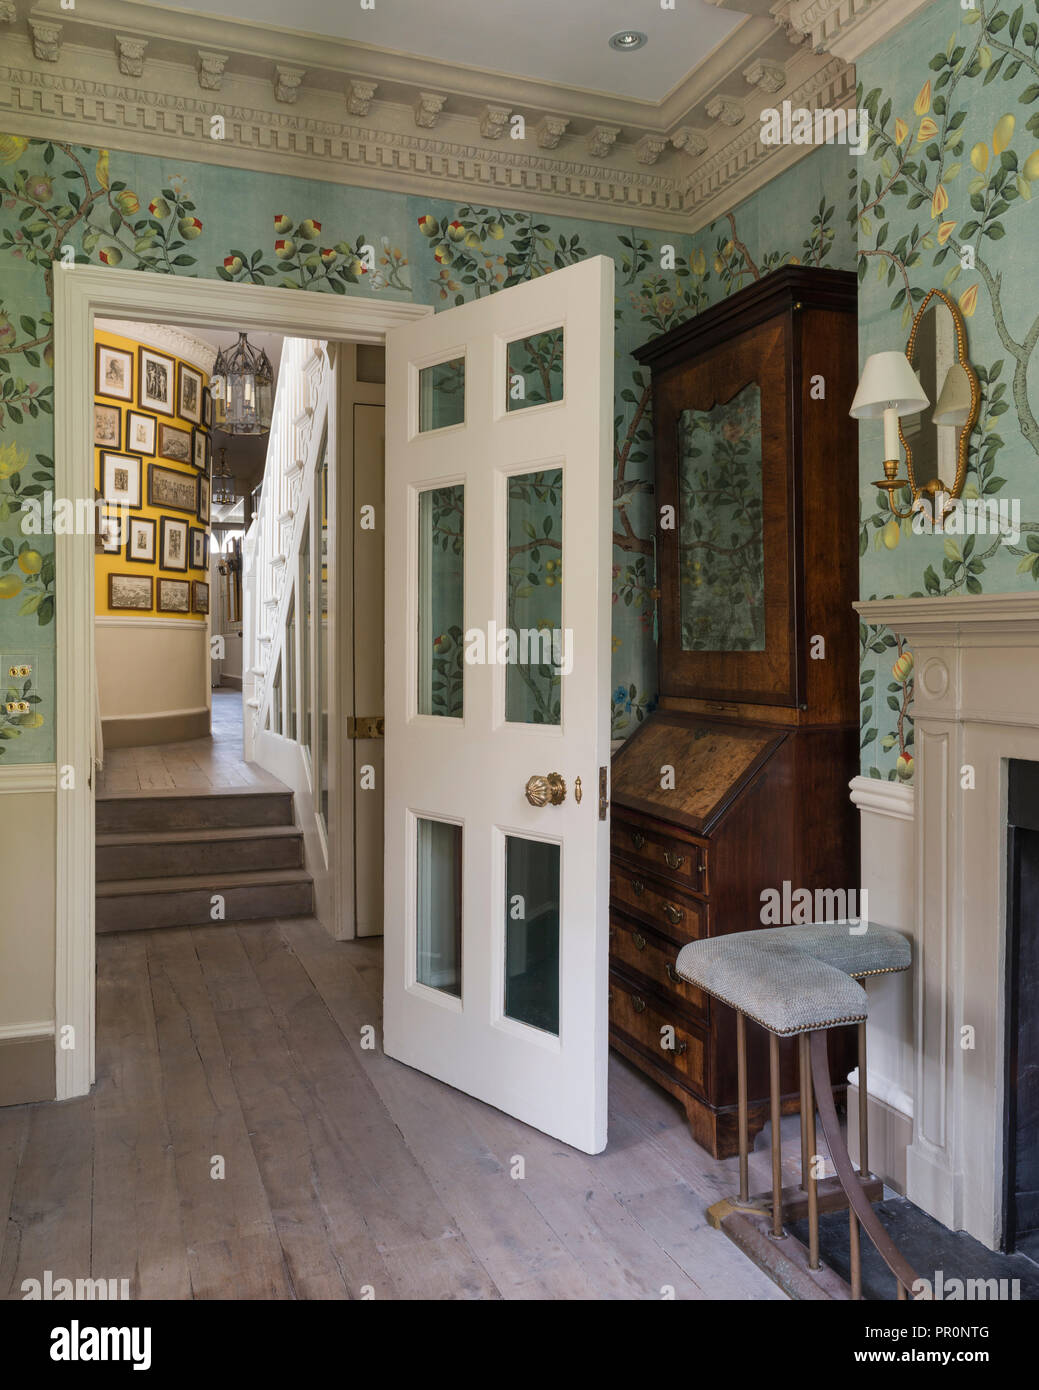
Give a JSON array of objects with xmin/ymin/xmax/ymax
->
[{"xmin": 675, "ymin": 921, "xmax": 914, "ymax": 1299}]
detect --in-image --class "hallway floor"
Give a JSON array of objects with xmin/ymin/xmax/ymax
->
[
  {"xmin": 97, "ymin": 688, "xmax": 279, "ymax": 795},
  {"xmin": 0, "ymin": 916, "xmax": 790, "ymax": 1301}
]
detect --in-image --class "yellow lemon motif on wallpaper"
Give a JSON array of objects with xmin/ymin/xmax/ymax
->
[
  {"xmin": 0, "ymin": 575, "xmax": 23, "ymax": 599},
  {"xmin": 95, "ymin": 150, "xmax": 110, "ymax": 189},
  {"xmin": 0, "ymin": 134, "xmax": 29, "ymax": 164},
  {"xmin": 1024, "ymin": 150, "xmax": 1039, "ymax": 183},
  {"xmin": 993, "ymin": 114, "xmax": 1015, "ymax": 156},
  {"xmin": 930, "ymin": 183, "xmax": 949, "ymax": 219},
  {"xmin": 916, "ymin": 117, "xmax": 939, "ymax": 146},
  {"xmin": 17, "ymin": 550, "xmax": 43, "ymax": 575},
  {"xmin": 894, "ymin": 118, "xmax": 908, "ymax": 145},
  {"xmin": 913, "ymin": 81, "xmax": 931, "ymax": 116},
  {"xmin": 937, "ymin": 220, "xmax": 957, "ymax": 244},
  {"xmin": 0, "ymin": 441, "xmax": 27, "ymax": 479},
  {"xmin": 970, "ymin": 142, "xmax": 990, "ymax": 173},
  {"xmin": 959, "ymin": 283, "xmax": 979, "ymax": 318},
  {"xmin": 881, "ymin": 517, "xmax": 901, "ymax": 549},
  {"xmin": 892, "ymin": 651, "xmax": 914, "ymax": 684}
]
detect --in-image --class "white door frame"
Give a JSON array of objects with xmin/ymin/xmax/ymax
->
[{"xmin": 53, "ymin": 263, "xmax": 430, "ymax": 1100}]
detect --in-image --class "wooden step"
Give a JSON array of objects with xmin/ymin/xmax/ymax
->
[
  {"xmin": 95, "ymin": 824, "xmax": 304, "ymax": 882},
  {"xmin": 96, "ymin": 868, "xmax": 314, "ymax": 933},
  {"xmin": 95, "ymin": 787, "xmax": 294, "ymax": 834}
]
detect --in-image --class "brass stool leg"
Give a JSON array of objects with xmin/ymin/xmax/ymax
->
[
  {"xmin": 769, "ymin": 1032, "xmax": 784, "ymax": 1239},
  {"xmin": 736, "ymin": 1011, "xmax": 749, "ymax": 1203},
  {"xmin": 804, "ymin": 1030, "xmax": 820, "ymax": 1269},
  {"xmin": 858, "ymin": 1019, "xmax": 871, "ymax": 1179},
  {"xmin": 799, "ymin": 1035, "xmax": 810, "ymax": 1192},
  {"xmin": 897, "ymin": 1280, "xmax": 907, "ymax": 1301},
  {"xmin": 849, "ymin": 1210, "xmax": 862, "ymax": 1299}
]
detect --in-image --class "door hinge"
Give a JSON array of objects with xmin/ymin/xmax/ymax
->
[
  {"xmin": 598, "ymin": 765, "xmax": 609, "ymax": 821},
  {"xmin": 347, "ymin": 715, "xmax": 385, "ymax": 739}
]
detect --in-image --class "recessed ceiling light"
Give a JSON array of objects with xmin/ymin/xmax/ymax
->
[{"xmin": 609, "ymin": 30, "xmax": 648, "ymax": 52}]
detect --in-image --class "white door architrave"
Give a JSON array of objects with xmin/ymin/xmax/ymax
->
[{"xmin": 52, "ymin": 263, "xmax": 430, "ymax": 1101}]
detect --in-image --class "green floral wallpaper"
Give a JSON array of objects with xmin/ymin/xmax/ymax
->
[
  {"xmin": 856, "ymin": 0, "xmax": 1039, "ymax": 780},
  {"xmin": 0, "ymin": 127, "xmax": 854, "ymax": 763}
]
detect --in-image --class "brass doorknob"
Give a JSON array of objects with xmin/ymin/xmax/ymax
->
[{"xmin": 525, "ymin": 772, "xmax": 567, "ymax": 807}]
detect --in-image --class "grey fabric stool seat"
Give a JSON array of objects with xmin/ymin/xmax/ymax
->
[{"xmin": 675, "ymin": 921, "xmax": 914, "ymax": 1299}]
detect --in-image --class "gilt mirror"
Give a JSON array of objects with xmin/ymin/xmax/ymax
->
[{"xmin": 899, "ymin": 288, "xmax": 979, "ymax": 503}]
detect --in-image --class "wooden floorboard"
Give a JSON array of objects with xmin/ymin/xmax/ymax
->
[{"xmin": 1, "ymin": 911, "xmax": 789, "ymax": 1300}]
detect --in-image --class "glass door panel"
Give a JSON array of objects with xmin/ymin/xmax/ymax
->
[
  {"xmin": 504, "ymin": 836, "xmax": 560, "ymax": 1035},
  {"xmin": 416, "ymin": 817, "xmax": 462, "ymax": 997},
  {"xmin": 417, "ymin": 484, "xmax": 464, "ymax": 718},
  {"xmin": 506, "ymin": 468, "xmax": 562, "ymax": 725}
]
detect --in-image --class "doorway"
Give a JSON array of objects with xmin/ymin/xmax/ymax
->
[{"xmin": 54, "ymin": 263, "xmax": 430, "ymax": 1100}]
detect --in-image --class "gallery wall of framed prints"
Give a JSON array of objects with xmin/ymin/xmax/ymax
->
[{"xmin": 94, "ymin": 328, "xmax": 212, "ymax": 621}]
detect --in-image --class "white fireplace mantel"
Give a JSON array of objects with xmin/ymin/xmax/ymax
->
[{"xmin": 855, "ymin": 592, "xmax": 1039, "ymax": 1250}]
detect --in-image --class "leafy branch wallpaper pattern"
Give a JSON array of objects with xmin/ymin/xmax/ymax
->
[
  {"xmin": 7, "ymin": 0, "xmax": 1034, "ymax": 774},
  {"xmin": 856, "ymin": 0, "xmax": 1039, "ymax": 779},
  {"xmin": 0, "ymin": 125, "xmax": 854, "ymax": 763}
]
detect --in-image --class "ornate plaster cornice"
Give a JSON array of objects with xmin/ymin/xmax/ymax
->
[
  {"xmin": 2, "ymin": 0, "xmax": 927, "ymax": 229},
  {"xmin": 771, "ymin": 0, "xmax": 938, "ymax": 62}
]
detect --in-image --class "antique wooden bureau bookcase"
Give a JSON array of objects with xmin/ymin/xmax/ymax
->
[{"xmin": 609, "ymin": 267, "xmax": 860, "ymax": 1158}]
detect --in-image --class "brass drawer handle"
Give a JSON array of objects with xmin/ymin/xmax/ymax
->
[
  {"xmin": 630, "ymin": 830, "xmax": 646, "ymax": 851},
  {"xmin": 664, "ymin": 849, "xmax": 685, "ymax": 870},
  {"xmin": 632, "ymin": 995, "xmax": 647, "ymax": 1014},
  {"xmin": 698, "ymin": 863, "xmax": 706, "ymax": 875},
  {"xmin": 631, "ymin": 879, "xmax": 645, "ymax": 897},
  {"xmin": 675, "ymin": 1039, "xmax": 688, "ymax": 1055},
  {"xmin": 662, "ymin": 902, "xmax": 684, "ymax": 926},
  {"xmin": 631, "ymin": 931, "xmax": 646, "ymax": 952},
  {"xmin": 665, "ymin": 962, "xmax": 681, "ymax": 983}
]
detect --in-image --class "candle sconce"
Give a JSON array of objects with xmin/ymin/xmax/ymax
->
[{"xmin": 851, "ymin": 289, "xmax": 979, "ymax": 522}]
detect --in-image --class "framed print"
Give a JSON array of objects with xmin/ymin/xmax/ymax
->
[
  {"xmin": 160, "ymin": 515, "xmax": 189, "ymax": 571},
  {"xmin": 197, "ymin": 474, "xmax": 210, "ymax": 525},
  {"xmin": 95, "ymin": 343, "xmax": 134, "ymax": 402},
  {"xmin": 158, "ymin": 422, "xmax": 192, "ymax": 465},
  {"xmin": 101, "ymin": 452, "xmax": 142, "ymax": 509},
  {"xmin": 190, "ymin": 526, "xmax": 209, "ymax": 569},
  {"xmin": 126, "ymin": 515, "xmax": 156, "ymax": 564},
  {"xmin": 138, "ymin": 346, "xmax": 175, "ymax": 415},
  {"xmin": 192, "ymin": 427, "xmax": 209, "ymax": 472},
  {"xmin": 94, "ymin": 403, "xmax": 122, "ymax": 449},
  {"xmin": 108, "ymin": 573, "xmax": 152, "ymax": 611},
  {"xmin": 157, "ymin": 578, "xmax": 191, "ymax": 613},
  {"xmin": 203, "ymin": 385, "xmax": 214, "ymax": 431},
  {"xmin": 178, "ymin": 363, "xmax": 204, "ymax": 425},
  {"xmin": 148, "ymin": 463, "xmax": 198, "ymax": 515},
  {"xmin": 98, "ymin": 504, "xmax": 126, "ymax": 554},
  {"xmin": 192, "ymin": 580, "xmax": 210, "ymax": 615},
  {"xmin": 125, "ymin": 410, "xmax": 156, "ymax": 456}
]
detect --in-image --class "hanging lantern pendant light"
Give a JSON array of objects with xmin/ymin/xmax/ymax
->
[
  {"xmin": 211, "ymin": 445, "xmax": 238, "ymax": 506},
  {"xmin": 213, "ymin": 331, "xmax": 274, "ymax": 436}
]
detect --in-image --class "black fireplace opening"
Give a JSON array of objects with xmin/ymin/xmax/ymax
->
[{"xmin": 1003, "ymin": 758, "xmax": 1039, "ymax": 1260}]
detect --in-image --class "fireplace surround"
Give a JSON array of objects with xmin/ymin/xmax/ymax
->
[{"xmin": 854, "ymin": 593, "xmax": 1039, "ymax": 1251}]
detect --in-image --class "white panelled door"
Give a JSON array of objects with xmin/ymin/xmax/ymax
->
[{"xmin": 384, "ymin": 256, "xmax": 614, "ymax": 1153}]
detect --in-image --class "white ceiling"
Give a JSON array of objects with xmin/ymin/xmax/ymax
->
[{"xmin": 155, "ymin": 0, "xmax": 749, "ymax": 101}]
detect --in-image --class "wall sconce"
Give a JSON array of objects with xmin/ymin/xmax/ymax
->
[{"xmin": 850, "ymin": 351, "xmax": 929, "ymax": 518}]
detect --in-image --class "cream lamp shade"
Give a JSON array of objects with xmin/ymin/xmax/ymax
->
[
  {"xmin": 850, "ymin": 351, "xmax": 929, "ymax": 460},
  {"xmin": 932, "ymin": 362, "xmax": 973, "ymax": 427}
]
